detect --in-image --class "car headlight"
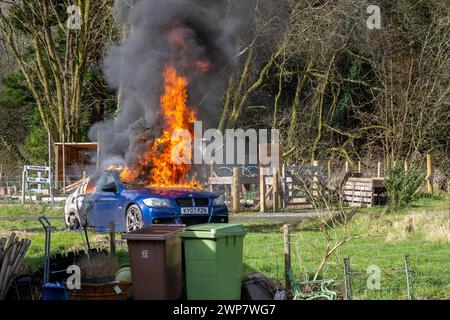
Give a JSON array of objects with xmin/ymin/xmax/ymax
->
[
  {"xmin": 213, "ymin": 197, "xmax": 226, "ymax": 207},
  {"xmin": 143, "ymin": 198, "xmax": 172, "ymax": 207},
  {"xmin": 76, "ymin": 196, "xmax": 85, "ymax": 211}
]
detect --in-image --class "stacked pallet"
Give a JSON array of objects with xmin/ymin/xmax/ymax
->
[
  {"xmin": 0, "ymin": 233, "xmax": 31, "ymax": 299},
  {"xmin": 342, "ymin": 177, "xmax": 385, "ymax": 207}
]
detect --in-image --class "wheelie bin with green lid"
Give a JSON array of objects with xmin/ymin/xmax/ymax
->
[
  {"xmin": 122, "ymin": 224, "xmax": 185, "ymax": 300},
  {"xmin": 179, "ymin": 224, "xmax": 246, "ymax": 300}
]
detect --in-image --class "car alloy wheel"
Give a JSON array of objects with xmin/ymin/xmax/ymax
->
[{"xmin": 126, "ymin": 204, "xmax": 144, "ymax": 232}]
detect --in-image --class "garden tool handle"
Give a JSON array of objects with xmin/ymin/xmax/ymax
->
[{"xmin": 38, "ymin": 216, "xmax": 52, "ymax": 231}]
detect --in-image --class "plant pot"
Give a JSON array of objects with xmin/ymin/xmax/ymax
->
[
  {"xmin": 81, "ymin": 276, "xmax": 115, "ymax": 284},
  {"xmin": 68, "ymin": 281, "xmax": 132, "ymax": 300}
]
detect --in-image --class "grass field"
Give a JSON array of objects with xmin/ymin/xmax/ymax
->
[{"xmin": 0, "ymin": 195, "xmax": 448, "ymax": 300}]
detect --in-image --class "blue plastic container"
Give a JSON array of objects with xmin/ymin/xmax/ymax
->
[{"xmin": 42, "ymin": 282, "xmax": 68, "ymax": 300}]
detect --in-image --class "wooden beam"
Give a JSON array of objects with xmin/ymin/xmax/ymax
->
[
  {"xmin": 259, "ymin": 166, "xmax": 266, "ymax": 213},
  {"xmin": 272, "ymin": 167, "xmax": 279, "ymax": 212},
  {"xmin": 232, "ymin": 167, "xmax": 240, "ymax": 213},
  {"xmin": 426, "ymin": 153, "xmax": 433, "ymax": 194},
  {"xmin": 208, "ymin": 176, "xmax": 258, "ymax": 185}
]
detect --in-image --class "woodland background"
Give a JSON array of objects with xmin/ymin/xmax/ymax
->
[{"xmin": 0, "ymin": 0, "xmax": 448, "ymax": 181}]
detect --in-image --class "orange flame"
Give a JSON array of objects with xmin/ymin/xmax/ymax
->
[{"xmin": 120, "ymin": 65, "xmax": 201, "ymax": 188}]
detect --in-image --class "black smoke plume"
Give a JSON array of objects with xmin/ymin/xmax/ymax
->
[{"xmin": 89, "ymin": 0, "xmax": 240, "ymax": 171}]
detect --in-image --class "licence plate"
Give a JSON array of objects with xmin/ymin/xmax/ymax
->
[{"xmin": 181, "ymin": 207, "xmax": 209, "ymax": 215}]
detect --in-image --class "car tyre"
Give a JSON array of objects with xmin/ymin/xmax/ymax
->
[
  {"xmin": 126, "ymin": 204, "xmax": 144, "ymax": 232},
  {"xmin": 68, "ymin": 214, "xmax": 81, "ymax": 231}
]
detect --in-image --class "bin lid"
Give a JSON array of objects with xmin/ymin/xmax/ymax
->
[
  {"xmin": 179, "ymin": 224, "xmax": 246, "ymax": 239},
  {"xmin": 122, "ymin": 224, "xmax": 186, "ymax": 241}
]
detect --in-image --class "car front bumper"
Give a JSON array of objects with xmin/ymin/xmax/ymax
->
[{"xmin": 139, "ymin": 204, "xmax": 229, "ymax": 226}]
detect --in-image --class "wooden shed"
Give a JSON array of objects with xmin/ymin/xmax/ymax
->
[{"xmin": 54, "ymin": 142, "xmax": 98, "ymax": 189}]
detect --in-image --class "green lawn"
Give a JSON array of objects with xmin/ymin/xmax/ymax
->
[
  {"xmin": 242, "ymin": 194, "xmax": 450, "ymax": 299},
  {"xmin": 0, "ymin": 204, "xmax": 63, "ymax": 218},
  {"xmin": 0, "ymin": 195, "xmax": 448, "ymax": 300}
]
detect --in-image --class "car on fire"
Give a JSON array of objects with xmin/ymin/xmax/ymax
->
[
  {"xmin": 64, "ymin": 177, "xmax": 90, "ymax": 230},
  {"xmin": 65, "ymin": 170, "xmax": 228, "ymax": 232}
]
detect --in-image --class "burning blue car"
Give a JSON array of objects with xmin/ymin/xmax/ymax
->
[{"xmin": 70, "ymin": 170, "xmax": 228, "ymax": 232}]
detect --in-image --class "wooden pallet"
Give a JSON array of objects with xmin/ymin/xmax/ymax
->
[{"xmin": 342, "ymin": 176, "xmax": 386, "ymax": 207}]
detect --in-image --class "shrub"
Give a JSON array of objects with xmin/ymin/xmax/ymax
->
[{"xmin": 385, "ymin": 161, "xmax": 425, "ymax": 212}]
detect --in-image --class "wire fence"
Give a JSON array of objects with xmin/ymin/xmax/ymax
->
[
  {"xmin": 243, "ymin": 230, "xmax": 450, "ymax": 300},
  {"xmin": 18, "ymin": 226, "xmax": 448, "ymax": 300},
  {"xmin": 0, "ymin": 208, "xmax": 448, "ymax": 299}
]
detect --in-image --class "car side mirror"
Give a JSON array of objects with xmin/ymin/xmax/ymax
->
[{"xmin": 102, "ymin": 183, "xmax": 117, "ymax": 193}]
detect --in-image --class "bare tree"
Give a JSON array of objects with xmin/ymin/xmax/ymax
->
[
  {"xmin": 0, "ymin": 0, "xmax": 119, "ymax": 142},
  {"xmin": 292, "ymin": 165, "xmax": 366, "ymax": 280}
]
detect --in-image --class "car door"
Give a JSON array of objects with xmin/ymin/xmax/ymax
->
[
  {"xmin": 78, "ymin": 174, "xmax": 100, "ymax": 227},
  {"xmin": 91, "ymin": 173, "xmax": 120, "ymax": 230}
]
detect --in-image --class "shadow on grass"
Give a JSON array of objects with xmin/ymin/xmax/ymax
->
[
  {"xmin": 243, "ymin": 214, "xmax": 360, "ymax": 234},
  {"xmin": 243, "ymin": 221, "xmax": 310, "ymax": 234}
]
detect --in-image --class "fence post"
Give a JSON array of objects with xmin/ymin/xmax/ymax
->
[
  {"xmin": 358, "ymin": 161, "xmax": 361, "ymax": 174},
  {"xmin": 404, "ymin": 255, "xmax": 415, "ymax": 300},
  {"xmin": 232, "ymin": 167, "xmax": 240, "ymax": 213},
  {"xmin": 21, "ymin": 170, "xmax": 26, "ymax": 204},
  {"xmin": 426, "ymin": 153, "xmax": 433, "ymax": 194},
  {"xmin": 312, "ymin": 160, "xmax": 319, "ymax": 198},
  {"xmin": 404, "ymin": 160, "xmax": 408, "ymax": 172},
  {"xmin": 345, "ymin": 160, "xmax": 349, "ymax": 173},
  {"xmin": 109, "ymin": 222, "xmax": 116, "ymax": 255},
  {"xmin": 48, "ymin": 131, "xmax": 53, "ymax": 199},
  {"xmin": 62, "ymin": 133, "xmax": 66, "ymax": 196},
  {"xmin": 259, "ymin": 166, "xmax": 266, "ymax": 213},
  {"xmin": 281, "ymin": 163, "xmax": 287, "ymax": 208},
  {"xmin": 284, "ymin": 224, "xmax": 292, "ymax": 291},
  {"xmin": 272, "ymin": 167, "xmax": 279, "ymax": 212},
  {"xmin": 343, "ymin": 257, "xmax": 353, "ymax": 300}
]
